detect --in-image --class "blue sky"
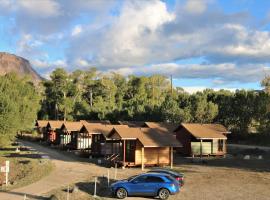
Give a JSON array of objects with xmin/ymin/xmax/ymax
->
[{"xmin": 1, "ymin": 0, "xmax": 270, "ymax": 92}]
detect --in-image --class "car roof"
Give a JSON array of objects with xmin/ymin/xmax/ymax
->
[
  {"xmin": 148, "ymin": 169, "xmax": 183, "ymax": 176},
  {"xmin": 139, "ymin": 172, "xmax": 170, "ymax": 177}
]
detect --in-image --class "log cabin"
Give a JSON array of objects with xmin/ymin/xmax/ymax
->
[
  {"xmin": 59, "ymin": 121, "xmax": 84, "ymax": 149},
  {"xmin": 107, "ymin": 127, "xmax": 182, "ymax": 169},
  {"xmin": 46, "ymin": 121, "xmax": 65, "ymax": 144},
  {"xmin": 175, "ymin": 123, "xmax": 230, "ymax": 157},
  {"xmin": 35, "ymin": 120, "xmax": 48, "ymax": 140},
  {"xmin": 79, "ymin": 124, "xmax": 128, "ymax": 156}
]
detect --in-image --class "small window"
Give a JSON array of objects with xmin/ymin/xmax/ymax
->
[
  {"xmin": 165, "ymin": 175, "xmax": 175, "ymax": 182},
  {"xmin": 133, "ymin": 175, "xmax": 147, "ymax": 183},
  {"xmin": 145, "ymin": 176, "xmax": 164, "ymax": 183}
]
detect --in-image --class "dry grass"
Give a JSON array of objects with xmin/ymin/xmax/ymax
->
[{"xmin": 0, "ymin": 146, "xmax": 54, "ymax": 191}]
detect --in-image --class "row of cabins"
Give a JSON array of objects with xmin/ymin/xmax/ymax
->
[{"xmin": 35, "ymin": 120, "xmax": 230, "ymax": 168}]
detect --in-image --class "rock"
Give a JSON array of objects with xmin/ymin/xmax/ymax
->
[{"xmin": 0, "ymin": 52, "xmax": 42, "ymax": 85}]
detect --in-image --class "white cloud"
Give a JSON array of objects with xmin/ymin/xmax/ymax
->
[
  {"xmin": 184, "ymin": 0, "xmax": 209, "ymax": 14},
  {"xmin": 16, "ymin": 34, "xmax": 45, "ymax": 58},
  {"xmin": 182, "ymin": 86, "xmax": 236, "ymax": 94},
  {"xmin": 68, "ymin": 0, "xmax": 175, "ymax": 67},
  {"xmin": 2, "ymin": 0, "xmax": 270, "ymax": 87},
  {"xmin": 71, "ymin": 25, "xmax": 82, "ymax": 36},
  {"xmin": 17, "ymin": 0, "xmax": 61, "ymax": 18},
  {"xmin": 31, "ymin": 59, "xmax": 67, "ymax": 69},
  {"xmin": 109, "ymin": 62, "xmax": 270, "ymax": 85}
]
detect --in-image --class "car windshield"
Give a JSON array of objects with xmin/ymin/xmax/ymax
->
[{"xmin": 127, "ymin": 175, "xmax": 137, "ymax": 182}]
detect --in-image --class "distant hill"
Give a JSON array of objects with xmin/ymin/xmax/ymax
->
[{"xmin": 0, "ymin": 52, "xmax": 42, "ymax": 84}]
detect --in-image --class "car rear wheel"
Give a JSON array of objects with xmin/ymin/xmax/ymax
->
[
  {"xmin": 116, "ymin": 187, "xmax": 127, "ymax": 199},
  {"xmin": 158, "ymin": 188, "xmax": 170, "ymax": 200}
]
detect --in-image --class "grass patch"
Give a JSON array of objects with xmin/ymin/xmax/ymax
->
[{"xmin": 0, "ymin": 147, "xmax": 54, "ymax": 191}]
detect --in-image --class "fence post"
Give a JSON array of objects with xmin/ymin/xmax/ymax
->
[
  {"xmin": 5, "ymin": 160, "xmax": 9, "ymax": 186},
  {"xmin": 107, "ymin": 169, "xmax": 110, "ymax": 187},
  {"xmin": 114, "ymin": 163, "xmax": 117, "ymax": 180},
  {"xmin": 93, "ymin": 177, "xmax": 97, "ymax": 197},
  {"xmin": 67, "ymin": 185, "xmax": 69, "ymax": 200}
]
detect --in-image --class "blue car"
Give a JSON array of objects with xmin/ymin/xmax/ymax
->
[
  {"xmin": 148, "ymin": 169, "xmax": 184, "ymax": 186},
  {"xmin": 110, "ymin": 173, "xmax": 180, "ymax": 199}
]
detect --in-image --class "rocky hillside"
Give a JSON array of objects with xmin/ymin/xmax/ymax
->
[{"xmin": 0, "ymin": 52, "xmax": 42, "ymax": 84}]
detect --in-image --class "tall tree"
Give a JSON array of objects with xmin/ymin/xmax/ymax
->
[{"xmin": 0, "ymin": 73, "xmax": 40, "ymax": 146}]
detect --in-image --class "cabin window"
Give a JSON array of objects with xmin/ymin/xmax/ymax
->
[{"xmin": 218, "ymin": 139, "xmax": 223, "ymax": 151}]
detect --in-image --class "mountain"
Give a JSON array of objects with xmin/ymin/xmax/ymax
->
[{"xmin": 0, "ymin": 52, "xmax": 42, "ymax": 84}]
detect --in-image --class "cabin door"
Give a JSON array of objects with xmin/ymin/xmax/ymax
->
[{"xmin": 125, "ymin": 140, "xmax": 136, "ymax": 162}]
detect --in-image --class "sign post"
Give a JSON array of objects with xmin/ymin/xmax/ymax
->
[
  {"xmin": 1, "ymin": 161, "xmax": 10, "ymax": 185},
  {"xmin": 5, "ymin": 161, "xmax": 9, "ymax": 185}
]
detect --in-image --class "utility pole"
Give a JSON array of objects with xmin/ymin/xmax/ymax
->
[
  {"xmin": 63, "ymin": 91, "xmax": 66, "ymax": 122},
  {"xmin": 170, "ymin": 75, "xmax": 173, "ymax": 95},
  {"xmin": 90, "ymin": 88, "xmax": 93, "ymax": 107}
]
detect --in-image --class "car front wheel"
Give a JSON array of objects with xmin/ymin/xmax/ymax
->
[
  {"xmin": 158, "ymin": 188, "xmax": 170, "ymax": 200},
  {"xmin": 116, "ymin": 187, "xmax": 127, "ymax": 199}
]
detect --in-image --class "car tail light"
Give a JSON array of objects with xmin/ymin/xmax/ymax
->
[{"xmin": 176, "ymin": 177, "xmax": 183, "ymax": 181}]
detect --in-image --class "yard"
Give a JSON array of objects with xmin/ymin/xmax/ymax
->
[
  {"xmin": 47, "ymin": 149, "xmax": 270, "ymax": 200},
  {"xmin": 1, "ymin": 140, "xmax": 269, "ymax": 200}
]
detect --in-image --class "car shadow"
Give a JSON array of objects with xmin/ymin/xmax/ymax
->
[{"xmin": 74, "ymin": 177, "xmax": 160, "ymax": 199}]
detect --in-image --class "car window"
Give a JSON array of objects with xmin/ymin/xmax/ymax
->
[
  {"xmin": 145, "ymin": 176, "xmax": 164, "ymax": 183},
  {"xmin": 132, "ymin": 175, "xmax": 147, "ymax": 183},
  {"xmin": 165, "ymin": 175, "xmax": 175, "ymax": 182}
]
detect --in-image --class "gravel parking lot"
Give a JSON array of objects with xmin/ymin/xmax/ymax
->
[{"xmin": 1, "ymin": 141, "xmax": 270, "ymax": 200}]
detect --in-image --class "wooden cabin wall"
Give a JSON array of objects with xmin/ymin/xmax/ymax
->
[
  {"xmin": 175, "ymin": 128, "xmax": 192, "ymax": 155},
  {"xmin": 135, "ymin": 141, "xmax": 170, "ymax": 165}
]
